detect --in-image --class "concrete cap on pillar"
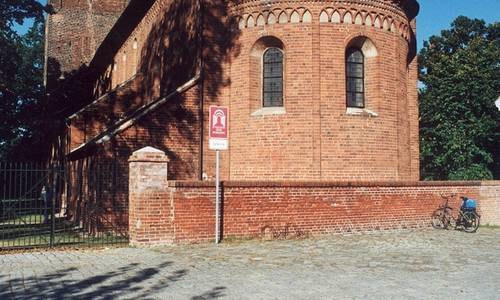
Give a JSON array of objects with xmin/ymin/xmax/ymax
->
[{"xmin": 128, "ymin": 146, "xmax": 170, "ymax": 163}]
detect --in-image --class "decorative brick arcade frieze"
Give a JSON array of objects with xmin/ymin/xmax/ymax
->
[{"xmin": 233, "ymin": 1, "xmax": 414, "ymax": 42}]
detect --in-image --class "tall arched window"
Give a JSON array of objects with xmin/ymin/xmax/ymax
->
[
  {"xmin": 346, "ymin": 48, "xmax": 365, "ymax": 108},
  {"xmin": 263, "ymin": 48, "xmax": 284, "ymax": 107}
]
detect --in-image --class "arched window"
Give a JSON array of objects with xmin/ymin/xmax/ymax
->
[
  {"xmin": 346, "ymin": 48, "xmax": 365, "ymax": 108},
  {"xmin": 263, "ymin": 48, "xmax": 284, "ymax": 107}
]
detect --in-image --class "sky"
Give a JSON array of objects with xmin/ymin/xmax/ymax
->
[
  {"xmin": 416, "ymin": 0, "xmax": 499, "ymax": 49},
  {"xmin": 13, "ymin": 0, "xmax": 500, "ymax": 51}
]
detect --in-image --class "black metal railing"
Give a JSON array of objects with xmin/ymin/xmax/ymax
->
[{"xmin": 0, "ymin": 161, "xmax": 128, "ymax": 251}]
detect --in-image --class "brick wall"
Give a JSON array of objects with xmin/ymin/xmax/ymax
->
[
  {"xmin": 217, "ymin": 1, "xmax": 420, "ymax": 181},
  {"xmin": 66, "ymin": 0, "xmax": 215, "ymax": 181},
  {"xmin": 480, "ymin": 182, "xmax": 500, "ymax": 226},
  {"xmin": 65, "ymin": 0, "xmax": 421, "ymax": 183},
  {"xmin": 45, "ymin": 0, "xmax": 128, "ymax": 85},
  {"xmin": 129, "ymin": 147, "xmax": 500, "ymax": 245},
  {"xmin": 128, "ymin": 149, "xmax": 499, "ymax": 245},
  {"xmin": 166, "ymin": 181, "xmax": 500, "ymax": 243}
]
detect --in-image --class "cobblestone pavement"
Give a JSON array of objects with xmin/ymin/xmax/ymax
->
[{"xmin": 1, "ymin": 228, "xmax": 499, "ymax": 300}]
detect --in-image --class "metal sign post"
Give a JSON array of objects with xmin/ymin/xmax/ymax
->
[
  {"xmin": 209, "ymin": 106, "xmax": 229, "ymax": 245},
  {"xmin": 215, "ymin": 150, "xmax": 220, "ymax": 244}
]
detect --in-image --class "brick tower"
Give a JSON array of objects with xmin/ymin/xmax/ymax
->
[
  {"xmin": 44, "ymin": 0, "xmax": 128, "ymax": 88},
  {"xmin": 222, "ymin": 0, "xmax": 420, "ymax": 181}
]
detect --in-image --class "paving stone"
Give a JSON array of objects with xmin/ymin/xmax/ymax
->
[{"xmin": 0, "ymin": 229, "xmax": 499, "ymax": 299}]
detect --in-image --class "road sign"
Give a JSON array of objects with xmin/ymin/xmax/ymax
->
[
  {"xmin": 208, "ymin": 106, "xmax": 229, "ymax": 244},
  {"xmin": 209, "ymin": 106, "xmax": 229, "ymax": 150}
]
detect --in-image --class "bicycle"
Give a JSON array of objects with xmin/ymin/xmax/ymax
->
[{"xmin": 431, "ymin": 194, "xmax": 480, "ymax": 233}]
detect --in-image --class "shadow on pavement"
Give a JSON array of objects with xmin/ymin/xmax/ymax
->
[
  {"xmin": 191, "ymin": 286, "xmax": 227, "ymax": 299},
  {"xmin": 0, "ymin": 261, "xmax": 211, "ymax": 299}
]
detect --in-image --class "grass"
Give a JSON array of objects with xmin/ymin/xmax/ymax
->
[
  {"xmin": 0, "ymin": 214, "xmax": 45, "ymax": 225},
  {"xmin": 1, "ymin": 214, "xmax": 128, "ymax": 250},
  {"xmin": 1, "ymin": 205, "xmax": 129, "ymax": 250},
  {"xmin": 1, "ymin": 232, "xmax": 128, "ymax": 249}
]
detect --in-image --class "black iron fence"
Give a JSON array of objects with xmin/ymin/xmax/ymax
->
[{"xmin": 0, "ymin": 161, "xmax": 128, "ymax": 250}]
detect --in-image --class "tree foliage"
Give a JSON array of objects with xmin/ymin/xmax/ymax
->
[
  {"xmin": 0, "ymin": 0, "xmax": 45, "ymax": 34},
  {"xmin": 0, "ymin": 1, "xmax": 49, "ymax": 161},
  {"xmin": 419, "ymin": 16, "xmax": 500, "ymax": 180}
]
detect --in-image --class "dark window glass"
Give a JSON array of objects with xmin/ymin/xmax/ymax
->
[
  {"xmin": 263, "ymin": 48, "xmax": 283, "ymax": 107},
  {"xmin": 346, "ymin": 48, "xmax": 364, "ymax": 108}
]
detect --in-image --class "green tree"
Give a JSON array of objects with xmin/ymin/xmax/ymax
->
[
  {"xmin": 0, "ymin": 1, "xmax": 49, "ymax": 160},
  {"xmin": 0, "ymin": 0, "xmax": 45, "ymax": 33},
  {"xmin": 419, "ymin": 16, "xmax": 500, "ymax": 180}
]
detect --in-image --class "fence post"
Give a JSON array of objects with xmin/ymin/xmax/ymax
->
[
  {"xmin": 49, "ymin": 164, "xmax": 57, "ymax": 247},
  {"xmin": 128, "ymin": 147, "xmax": 171, "ymax": 247}
]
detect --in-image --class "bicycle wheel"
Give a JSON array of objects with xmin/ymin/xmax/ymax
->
[
  {"xmin": 462, "ymin": 211, "xmax": 480, "ymax": 233},
  {"xmin": 431, "ymin": 208, "xmax": 451, "ymax": 229}
]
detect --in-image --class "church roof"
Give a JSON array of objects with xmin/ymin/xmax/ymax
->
[{"xmin": 67, "ymin": 74, "xmax": 200, "ymax": 160}]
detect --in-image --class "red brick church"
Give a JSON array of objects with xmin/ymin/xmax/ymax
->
[
  {"xmin": 44, "ymin": 1, "xmax": 500, "ymax": 244},
  {"xmin": 46, "ymin": 0, "xmax": 420, "ymax": 182}
]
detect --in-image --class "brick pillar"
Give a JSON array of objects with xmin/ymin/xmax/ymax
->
[
  {"xmin": 128, "ymin": 147, "xmax": 172, "ymax": 246},
  {"xmin": 479, "ymin": 182, "xmax": 500, "ymax": 226}
]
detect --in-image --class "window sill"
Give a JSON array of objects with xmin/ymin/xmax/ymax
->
[
  {"xmin": 345, "ymin": 107, "xmax": 379, "ymax": 117},
  {"xmin": 251, "ymin": 107, "xmax": 286, "ymax": 117}
]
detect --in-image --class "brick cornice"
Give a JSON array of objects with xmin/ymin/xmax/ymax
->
[
  {"xmin": 231, "ymin": 0, "xmax": 417, "ymax": 43},
  {"xmin": 229, "ymin": 0, "xmax": 419, "ymax": 20}
]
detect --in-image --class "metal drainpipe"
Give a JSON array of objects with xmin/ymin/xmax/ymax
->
[{"xmin": 197, "ymin": 0, "xmax": 205, "ymax": 181}]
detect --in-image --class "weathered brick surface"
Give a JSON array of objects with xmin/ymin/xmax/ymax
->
[
  {"xmin": 62, "ymin": 0, "xmax": 420, "ymax": 182},
  {"xmin": 127, "ymin": 148, "xmax": 499, "ymax": 245},
  {"xmin": 128, "ymin": 147, "xmax": 173, "ymax": 246},
  {"xmin": 222, "ymin": 1, "xmax": 420, "ymax": 181},
  {"xmin": 68, "ymin": 83, "xmax": 201, "ymax": 180},
  {"xmin": 45, "ymin": 0, "xmax": 128, "ymax": 82},
  {"xmin": 66, "ymin": 0, "xmax": 205, "ymax": 180},
  {"xmin": 164, "ymin": 180, "xmax": 498, "ymax": 243},
  {"xmin": 479, "ymin": 182, "xmax": 500, "ymax": 226}
]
